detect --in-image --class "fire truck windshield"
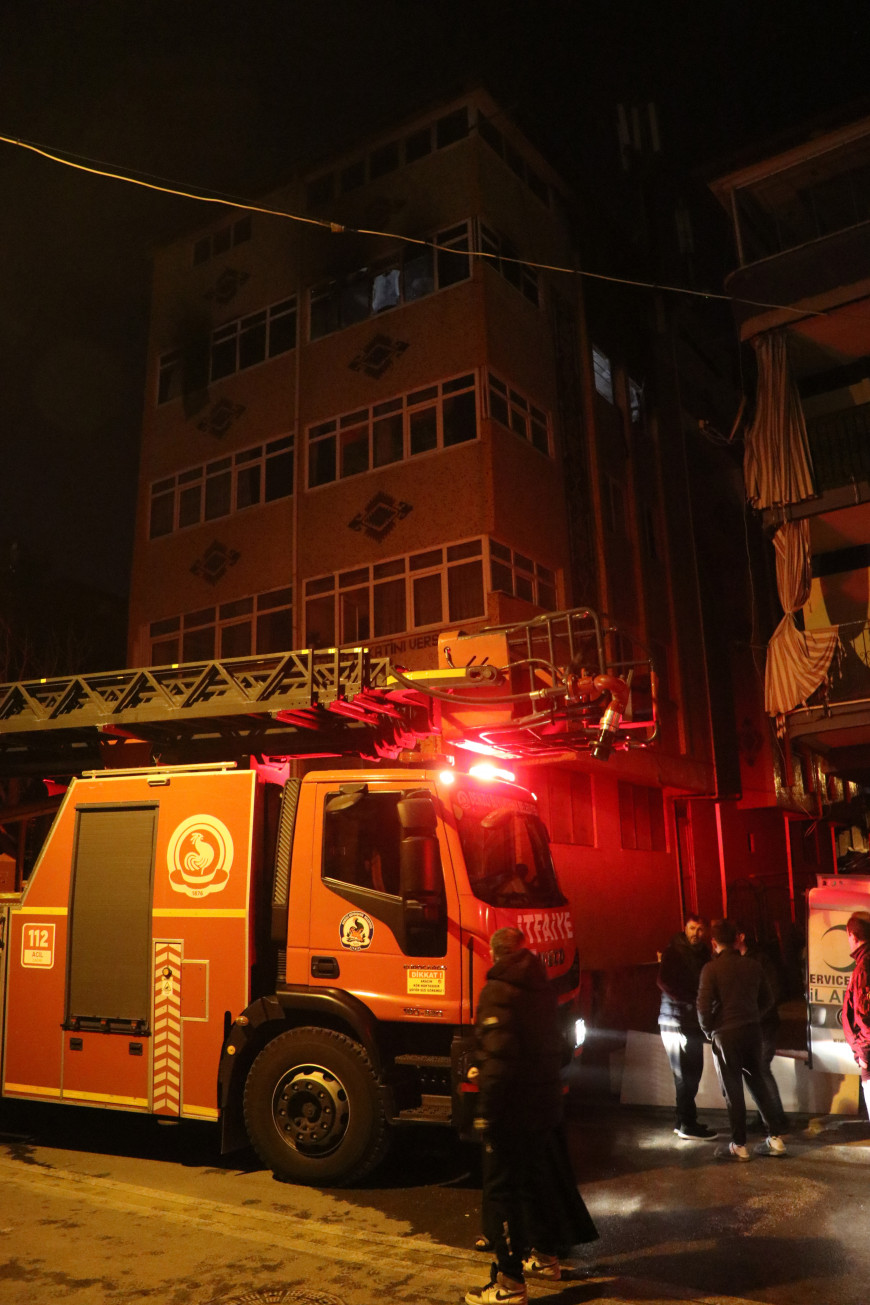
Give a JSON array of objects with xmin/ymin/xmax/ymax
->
[{"xmin": 453, "ymin": 798, "xmax": 565, "ymax": 909}]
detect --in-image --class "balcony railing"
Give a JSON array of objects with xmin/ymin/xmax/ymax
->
[{"xmin": 806, "ymin": 401, "xmax": 870, "ymax": 491}]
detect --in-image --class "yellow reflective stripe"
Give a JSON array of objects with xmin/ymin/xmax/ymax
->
[
  {"xmin": 152, "ymin": 908, "xmax": 246, "ymax": 918},
  {"xmin": 62, "ymin": 1089, "xmax": 148, "ymax": 1107},
  {"xmin": 15, "ymin": 906, "xmax": 68, "ymax": 915},
  {"xmin": 183, "ymin": 1104, "xmax": 220, "ymax": 1120},
  {"xmin": 3, "ymin": 1082, "xmax": 62, "ymax": 1098}
]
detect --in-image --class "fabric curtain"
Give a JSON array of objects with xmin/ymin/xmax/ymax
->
[
  {"xmin": 765, "ymin": 520, "xmax": 838, "ymax": 715},
  {"xmin": 744, "ymin": 331, "xmax": 816, "ymax": 509}
]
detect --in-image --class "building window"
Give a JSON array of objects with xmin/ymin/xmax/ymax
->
[
  {"xmin": 305, "ymin": 106, "xmax": 470, "ymax": 209},
  {"xmin": 157, "ymin": 298, "xmax": 296, "ymax": 403},
  {"xmin": 618, "ymin": 782, "xmax": 666, "ymax": 852},
  {"xmin": 304, "ymin": 539, "xmax": 486, "ymax": 647},
  {"xmin": 148, "ymin": 436, "xmax": 293, "ymax": 539},
  {"xmin": 148, "ymin": 587, "xmax": 293, "ymax": 665},
  {"xmin": 192, "ymin": 215, "xmax": 252, "ymax": 266},
  {"xmin": 488, "ymin": 540, "xmax": 556, "ymax": 609},
  {"xmin": 592, "ymin": 346, "xmax": 614, "ymax": 404},
  {"xmin": 629, "ymin": 377, "xmax": 644, "ymax": 425},
  {"xmin": 486, "ymin": 372, "xmax": 551, "ymax": 455},
  {"xmin": 307, "ymin": 374, "xmax": 477, "ymax": 488},
  {"xmin": 474, "ymin": 111, "xmax": 551, "ymax": 208},
  {"xmin": 477, "ymin": 221, "xmax": 539, "ymax": 305},
  {"xmin": 309, "ymin": 221, "xmax": 471, "ymax": 340}
]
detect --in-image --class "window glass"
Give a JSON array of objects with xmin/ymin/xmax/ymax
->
[
  {"xmin": 372, "ymin": 266, "xmax": 401, "ymax": 313},
  {"xmin": 593, "ymin": 346, "xmax": 614, "ymax": 403},
  {"xmin": 405, "ymin": 127, "xmax": 432, "ymax": 162},
  {"xmin": 409, "ymin": 405, "xmax": 438, "ymax": 455},
  {"xmin": 211, "ymin": 333, "xmax": 236, "ymax": 381},
  {"xmin": 436, "ymin": 107, "xmax": 469, "ymax": 147},
  {"xmin": 268, "ymin": 303, "xmax": 297, "ymax": 356},
  {"xmin": 237, "ymin": 463, "xmax": 261, "ymax": 509},
  {"xmin": 178, "ymin": 484, "xmax": 202, "ymax": 529},
  {"xmin": 341, "ymin": 160, "xmax": 365, "ymax": 192},
  {"xmin": 265, "ymin": 449, "xmax": 294, "ymax": 501},
  {"xmin": 323, "ymin": 790, "xmax": 403, "ymax": 896},
  {"xmin": 340, "ymin": 426, "xmax": 369, "ymax": 478},
  {"xmin": 413, "ymin": 573, "xmax": 442, "ymax": 627},
  {"xmin": 373, "ymin": 413, "xmax": 403, "ymax": 466},
  {"xmin": 257, "ymin": 606, "xmax": 293, "ymax": 652},
  {"xmin": 448, "ymin": 560, "xmax": 484, "ymax": 621},
  {"xmin": 491, "ymin": 559, "xmax": 512, "ymax": 593},
  {"xmin": 340, "ymin": 275, "xmax": 371, "ymax": 327},
  {"xmin": 221, "ymin": 621, "xmax": 252, "ymax": 658},
  {"xmin": 205, "ymin": 471, "xmax": 231, "ymax": 520},
  {"xmin": 404, "ymin": 247, "xmax": 434, "ymax": 300},
  {"xmin": 239, "ymin": 314, "xmax": 267, "ymax": 369},
  {"xmin": 310, "ymin": 288, "xmax": 338, "ymax": 341},
  {"xmin": 213, "ymin": 226, "xmax": 232, "ymax": 255},
  {"xmin": 151, "ymin": 636, "xmax": 179, "ymax": 664},
  {"xmin": 149, "ymin": 493, "xmax": 174, "ymax": 538},
  {"xmin": 437, "ymin": 229, "xmax": 471, "ymax": 288},
  {"xmin": 341, "ymin": 588, "xmax": 370, "ymax": 643},
  {"xmin": 374, "ymin": 578, "xmax": 406, "ymax": 636},
  {"xmin": 183, "ymin": 626, "xmax": 215, "ymax": 662},
  {"xmin": 306, "ymin": 594, "xmax": 335, "ymax": 647},
  {"xmin": 309, "ymin": 434, "xmax": 336, "ymax": 487},
  {"xmin": 370, "ymin": 141, "xmax": 400, "ymax": 178},
  {"xmin": 455, "ymin": 804, "xmax": 563, "ymax": 908},
  {"xmin": 442, "ymin": 390, "xmax": 476, "ymax": 446}
]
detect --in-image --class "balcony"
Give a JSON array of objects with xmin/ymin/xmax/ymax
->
[
  {"xmin": 785, "ymin": 622, "xmax": 870, "ymax": 780},
  {"xmin": 807, "ymin": 401, "xmax": 870, "ymax": 491}
]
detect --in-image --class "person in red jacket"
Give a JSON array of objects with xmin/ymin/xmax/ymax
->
[{"xmin": 843, "ymin": 911, "xmax": 870, "ymax": 1118}]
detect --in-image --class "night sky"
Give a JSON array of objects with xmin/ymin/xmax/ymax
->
[{"xmin": 3, "ymin": 0, "xmax": 870, "ymax": 596}]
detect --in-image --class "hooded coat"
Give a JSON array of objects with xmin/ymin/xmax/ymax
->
[{"xmin": 474, "ymin": 946, "xmax": 566, "ymax": 1132}]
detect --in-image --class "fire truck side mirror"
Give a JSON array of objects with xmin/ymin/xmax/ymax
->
[
  {"xmin": 396, "ymin": 792, "xmax": 438, "ymax": 835},
  {"xmin": 399, "ymin": 835, "xmax": 442, "ymax": 900}
]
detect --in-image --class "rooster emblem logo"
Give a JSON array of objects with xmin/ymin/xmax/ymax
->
[
  {"xmin": 339, "ymin": 911, "xmax": 374, "ymax": 951},
  {"xmin": 167, "ymin": 816, "xmax": 234, "ymax": 898}
]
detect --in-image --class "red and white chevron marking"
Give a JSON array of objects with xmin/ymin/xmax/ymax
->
[{"xmin": 153, "ymin": 941, "xmax": 182, "ymax": 1115}]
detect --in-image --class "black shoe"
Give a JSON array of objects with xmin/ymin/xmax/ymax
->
[{"xmin": 674, "ymin": 1122, "xmax": 718, "ymax": 1140}]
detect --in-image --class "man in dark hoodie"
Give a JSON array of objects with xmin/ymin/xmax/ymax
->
[
  {"xmin": 464, "ymin": 927, "xmax": 597, "ymax": 1305},
  {"xmin": 658, "ymin": 915, "xmax": 718, "ymax": 1141},
  {"xmin": 697, "ymin": 917, "xmax": 787, "ymax": 1161},
  {"xmin": 843, "ymin": 911, "xmax": 870, "ymax": 1118}
]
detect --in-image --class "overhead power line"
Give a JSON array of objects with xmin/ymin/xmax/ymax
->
[{"xmin": 0, "ymin": 129, "xmax": 830, "ymax": 322}]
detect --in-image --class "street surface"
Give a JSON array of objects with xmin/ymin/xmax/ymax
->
[{"xmin": 0, "ymin": 1093, "xmax": 868, "ymax": 1305}]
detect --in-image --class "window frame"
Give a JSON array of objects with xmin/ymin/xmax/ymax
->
[
  {"xmin": 147, "ymin": 435, "xmax": 294, "ymax": 539},
  {"xmin": 147, "ymin": 586, "xmax": 293, "ymax": 666}
]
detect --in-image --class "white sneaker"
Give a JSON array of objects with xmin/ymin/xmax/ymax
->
[
  {"xmin": 465, "ymin": 1270, "xmax": 528, "ymax": 1304},
  {"xmin": 522, "ymin": 1251, "xmax": 561, "ymax": 1280},
  {"xmin": 715, "ymin": 1141, "xmax": 750, "ymax": 1161},
  {"xmin": 757, "ymin": 1135, "xmax": 787, "ymax": 1156}
]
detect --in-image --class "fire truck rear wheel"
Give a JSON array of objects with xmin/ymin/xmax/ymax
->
[{"xmin": 243, "ymin": 1027, "xmax": 388, "ymax": 1186}]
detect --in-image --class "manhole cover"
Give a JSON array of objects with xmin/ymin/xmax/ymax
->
[{"xmin": 219, "ymin": 1291, "xmax": 344, "ymax": 1305}]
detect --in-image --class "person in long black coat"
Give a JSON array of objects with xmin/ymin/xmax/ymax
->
[{"xmin": 464, "ymin": 927, "xmax": 598, "ymax": 1305}]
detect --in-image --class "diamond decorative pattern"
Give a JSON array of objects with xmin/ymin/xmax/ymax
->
[
  {"xmin": 349, "ymin": 492, "xmax": 412, "ymax": 542},
  {"xmin": 348, "ymin": 333, "xmax": 409, "ymax": 379},
  {"xmin": 205, "ymin": 267, "xmax": 250, "ymax": 305},
  {"xmin": 196, "ymin": 398, "xmax": 246, "ymax": 438},
  {"xmin": 190, "ymin": 540, "xmax": 241, "ymax": 585}
]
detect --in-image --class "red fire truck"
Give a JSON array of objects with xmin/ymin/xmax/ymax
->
[{"xmin": 0, "ymin": 608, "xmax": 655, "ymax": 1184}]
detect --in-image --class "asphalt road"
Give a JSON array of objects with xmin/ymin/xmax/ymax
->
[{"xmin": 0, "ymin": 1094, "xmax": 868, "ymax": 1305}]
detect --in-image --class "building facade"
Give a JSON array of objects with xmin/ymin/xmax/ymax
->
[
  {"xmin": 129, "ymin": 90, "xmax": 739, "ymax": 1024},
  {"xmin": 709, "ymin": 109, "xmax": 870, "ymax": 962}
]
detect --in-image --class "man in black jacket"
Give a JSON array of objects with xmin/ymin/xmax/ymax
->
[
  {"xmin": 697, "ymin": 917, "xmax": 788, "ymax": 1161},
  {"xmin": 658, "ymin": 915, "xmax": 718, "ymax": 1140},
  {"xmin": 465, "ymin": 927, "xmax": 597, "ymax": 1305}
]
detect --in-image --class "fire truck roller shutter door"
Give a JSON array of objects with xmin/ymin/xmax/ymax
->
[{"xmin": 243, "ymin": 1025, "xmax": 388, "ymax": 1185}]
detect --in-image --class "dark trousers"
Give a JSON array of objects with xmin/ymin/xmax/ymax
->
[
  {"xmin": 481, "ymin": 1124, "xmax": 598, "ymax": 1281},
  {"xmin": 660, "ymin": 1024, "xmax": 705, "ymax": 1127},
  {"xmin": 758, "ymin": 1023, "xmax": 785, "ymax": 1122},
  {"xmin": 711, "ymin": 1022, "xmax": 786, "ymax": 1145},
  {"xmin": 481, "ymin": 1127, "xmax": 553, "ymax": 1281}
]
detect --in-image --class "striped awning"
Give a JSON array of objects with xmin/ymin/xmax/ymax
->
[
  {"xmin": 765, "ymin": 520, "xmax": 838, "ymax": 715},
  {"xmin": 744, "ymin": 331, "xmax": 817, "ymax": 510}
]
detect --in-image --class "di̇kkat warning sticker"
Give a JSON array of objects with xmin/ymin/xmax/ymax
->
[
  {"xmin": 406, "ymin": 967, "xmax": 446, "ymax": 996},
  {"xmin": 340, "ymin": 911, "xmax": 374, "ymax": 950}
]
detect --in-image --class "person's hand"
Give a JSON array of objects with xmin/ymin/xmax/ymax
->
[
  {"xmin": 473, "ymin": 1116, "xmax": 489, "ymax": 1134},
  {"xmin": 858, "ymin": 1056, "xmax": 868, "ymax": 1070},
  {"xmin": 467, "ymin": 1065, "xmax": 479, "ymax": 1080}
]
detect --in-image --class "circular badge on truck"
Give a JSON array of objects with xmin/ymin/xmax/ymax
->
[
  {"xmin": 167, "ymin": 814, "xmax": 234, "ymax": 898},
  {"xmin": 339, "ymin": 911, "xmax": 374, "ymax": 950}
]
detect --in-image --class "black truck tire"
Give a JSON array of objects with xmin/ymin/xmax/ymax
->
[{"xmin": 243, "ymin": 1026, "xmax": 389, "ymax": 1186}]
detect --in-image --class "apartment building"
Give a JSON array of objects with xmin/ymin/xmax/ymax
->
[
  {"xmin": 128, "ymin": 89, "xmax": 737, "ymax": 1016},
  {"xmin": 710, "ymin": 109, "xmax": 870, "ymax": 945}
]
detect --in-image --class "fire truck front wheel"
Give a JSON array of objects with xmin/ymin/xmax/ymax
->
[{"xmin": 243, "ymin": 1027, "xmax": 388, "ymax": 1186}]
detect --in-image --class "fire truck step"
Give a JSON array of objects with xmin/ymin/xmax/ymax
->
[{"xmin": 397, "ymin": 1095, "xmax": 453, "ymax": 1124}]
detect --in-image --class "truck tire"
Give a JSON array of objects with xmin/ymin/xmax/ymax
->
[{"xmin": 243, "ymin": 1026, "xmax": 389, "ymax": 1186}]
